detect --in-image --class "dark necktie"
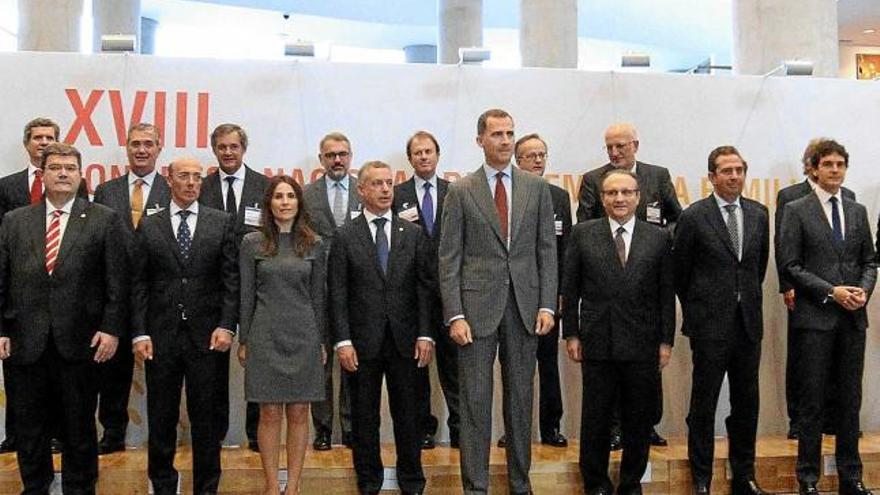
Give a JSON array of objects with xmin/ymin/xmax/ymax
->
[
  {"xmin": 225, "ymin": 176, "xmax": 237, "ymax": 215},
  {"xmin": 494, "ymin": 172, "xmax": 508, "ymax": 242},
  {"xmin": 374, "ymin": 217, "xmax": 389, "ymax": 274},
  {"xmin": 724, "ymin": 204, "xmax": 740, "ymax": 259},
  {"xmin": 614, "ymin": 226, "xmax": 626, "ymax": 267},
  {"xmin": 421, "ymin": 182, "xmax": 434, "ymax": 236},
  {"xmin": 830, "ymin": 196, "xmax": 843, "ymax": 244},
  {"xmin": 177, "ymin": 210, "xmax": 193, "ymax": 259}
]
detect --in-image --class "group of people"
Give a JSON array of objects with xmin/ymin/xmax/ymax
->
[{"xmin": 0, "ymin": 109, "xmax": 873, "ymax": 495}]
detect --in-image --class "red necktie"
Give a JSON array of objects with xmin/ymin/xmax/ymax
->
[
  {"xmin": 45, "ymin": 210, "xmax": 62, "ymax": 275},
  {"xmin": 30, "ymin": 170, "xmax": 42, "ymax": 205},
  {"xmin": 494, "ymin": 172, "xmax": 508, "ymax": 242}
]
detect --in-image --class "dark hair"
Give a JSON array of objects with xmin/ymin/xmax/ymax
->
[
  {"xmin": 707, "ymin": 145, "xmax": 747, "ymax": 173},
  {"xmin": 259, "ymin": 175, "xmax": 318, "ymax": 258},
  {"xmin": 810, "ymin": 139, "xmax": 848, "ymax": 168},
  {"xmin": 477, "ymin": 108, "xmax": 513, "ymax": 136},
  {"xmin": 211, "ymin": 123, "xmax": 248, "ymax": 151},
  {"xmin": 40, "ymin": 142, "xmax": 81, "ymax": 170},
  {"xmin": 514, "ymin": 133, "xmax": 547, "ymax": 156},
  {"xmin": 405, "ymin": 130, "xmax": 440, "ymax": 159},
  {"xmin": 23, "ymin": 117, "xmax": 59, "ymax": 145}
]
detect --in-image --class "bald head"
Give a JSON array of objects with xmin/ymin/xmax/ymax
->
[
  {"xmin": 604, "ymin": 123, "xmax": 640, "ymax": 170},
  {"xmin": 166, "ymin": 158, "xmax": 203, "ymax": 208}
]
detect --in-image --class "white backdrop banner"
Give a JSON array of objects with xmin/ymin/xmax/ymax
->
[{"xmin": 1, "ymin": 52, "xmax": 879, "ymax": 446}]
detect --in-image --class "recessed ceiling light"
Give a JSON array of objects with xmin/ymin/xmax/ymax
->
[{"xmin": 863, "ymin": 29, "xmax": 876, "ymax": 34}]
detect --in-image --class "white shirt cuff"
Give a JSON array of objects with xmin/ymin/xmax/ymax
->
[{"xmin": 334, "ymin": 340, "xmax": 353, "ymax": 351}]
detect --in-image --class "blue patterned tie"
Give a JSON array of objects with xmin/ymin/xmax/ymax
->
[
  {"xmin": 830, "ymin": 196, "xmax": 843, "ymax": 244},
  {"xmin": 177, "ymin": 210, "xmax": 193, "ymax": 258},
  {"xmin": 373, "ymin": 217, "xmax": 389, "ymax": 274},
  {"xmin": 421, "ymin": 182, "xmax": 434, "ymax": 236}
]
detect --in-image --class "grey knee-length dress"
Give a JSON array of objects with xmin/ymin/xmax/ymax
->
[{"xmin": 239, "ymin": 231, "xmax": 327, "ymax": 403}]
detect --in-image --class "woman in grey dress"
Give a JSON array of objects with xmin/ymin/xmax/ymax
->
[{"xmin": 237, "ymin": 175, "xmax": 326, "ymax": 495}]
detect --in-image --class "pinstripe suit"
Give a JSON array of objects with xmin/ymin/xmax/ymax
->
[{"xmin": 439, "ymin": 164, "xmax": 557, "ymax": 494}]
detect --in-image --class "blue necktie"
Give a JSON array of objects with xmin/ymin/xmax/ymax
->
[
  {"xmin": 373, "ymin": 217, "xmax": 389, "ymax": 274},
  {"xmin": 177, "ymin": 210, "xmax": 193, "ymax": 258},
  {"xmin": 830, "ymin": 196, "xmax": 843, "ymax": 244},
  {"xmin": 421, "ymin": 182, "xmax": 434, "ymax": 236}
]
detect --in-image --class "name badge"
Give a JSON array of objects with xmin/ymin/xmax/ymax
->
[
  {"xmin": 244, "ymin": 206, "xmax": 261, "ymax": 227},
  {"xmin": 399, "ymin": 205, "xmax": 419, "ymax": 223},
  {"xmin": 646, "ymin": 202, "xmax": 663, "ymax": 225},
  {"xmin": 350, "ymin": 210, "xmax": 362, "ymax": 220},
  {"xmin": 555, "ymin": 220, "xmax": 563, "ymax": 236},
  {"xmin": 146, "ymin": 205, "xmax": 164, "ymax": 216}
]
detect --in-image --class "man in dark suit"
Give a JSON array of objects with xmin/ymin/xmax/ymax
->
[
  {"xmin": 302, "ymin": 132, "xmax": 362, "ymax": 450},
  {"xmin": 511, "ymin": 133, "xmax": 569, "ymax": 448},
  {"xmin": 131, "ymin": 158, "xmax": 238, "ymax": 495},
  {"xmin": 778, "ymin": 140, "xmax": 876, "ymax": 495},
  {"xmin": 576, "ymin": 123, "xmax": 679, "ymax": 449},
  {"xmin": 0, "ymin": 142, "xmax": 128, "ymax": 494},
  {"xmin": 392, "ymin": 130, "xmax": 458, "ymax": 449},
  {"xmin": 91, "ymin": 122, "xmax": 171, "ymax": 455},
  {"xmin": 563, "ymin": 168, "xmax": 674, "ymax": 495},
  {"xmin": 0, "ymin": 117, "xmax": 87, "ymax": 454},
  {"xmin": 674, "ymin": 146, "xmax": 770, "ymax": 495},
  {"xmin": 775, "ymin": 138, "xmax": 855, "ymax": 440},
  {"xmin": 439, "ymin": 109, "xmax": 557, "ymax": 495},
  {"xmin": 329, "ymin": 160, "xmax": 434, "ymax": 495},
  {"xmin": 198, "ymin": 123, "xmax": 268, "ymax": 450}
]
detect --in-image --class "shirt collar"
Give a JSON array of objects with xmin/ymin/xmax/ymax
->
[
  {"xmin": 219, "ymin": 165, "xmax": 246, "ymax": 182},
  {"xmin": 28, "ymin": 164, "xmax": 41, "ymax": 177},
  {"xmin": 327, "ymin": 174, "xmax": 349, "ymax": 190},
  {"xmin": 130, "ymin": 169, "xmax": 158, "ymax": 187},
  {"xmin": 814, "ymin": 185, "xmax": 841, "ymax": 205},
  {"xmin": 807, "ymin": 177, "xmax": 817, "ymax": 190},
  {"xmin": 47, "ymin": 195, "xmax": 76, "ymax": 216},
  {"xmin": 609, "ymin": 215, "xmax": 636, "ymax": 234},
  {"xmin": 363, "ymin": 208, "xmax": 392, "ymax": 225},
  {"xmin": 413, "ymin": 173, "xmax": 437, "ymax": 190},
  {"xmin": 170, "ymin": 200, "xmax": 199, "ymax": 217},
  {"xmin": 713, "ymin": 192, "xmax": 742, "ymax": 209},
  {"xmin": 483, "ymin": 162, "xmax": 512, "ymax": 179}
]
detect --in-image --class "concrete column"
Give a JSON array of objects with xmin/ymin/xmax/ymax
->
[
  {"xmin": 733, "ymin": 0, "xmax": 838, "ymax": 77},
  {"xmin": 404, "ymin": 44, "xmax": 438, "ymax": 63},
  {"xmin": 438, "ymin": 0, "xmax": 482, "ymax": 64},
  {"xmin": 140, "ymin": 17, "xmax": 158, "ymax": 55},
  {"xmin": 18, "ymin": 0, "xmax": 83, "ymax": 52},
  {"xmin": 93, "ymin": 0, "xmax": 141, "ymax": 52},
  {"xmin": 520, "ymin": 0, "xmax": 577, "ymax": 68}
]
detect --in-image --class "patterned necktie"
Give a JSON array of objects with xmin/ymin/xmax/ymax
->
[
  {"xmin": 724, "ymin": 204, "xmax": 740, "ymax": 259},
  {"xmin": 177, "ymin": 210, "xmax": 193, "ymax": 259},
  {"xmin": 332, "ymin": 182, "xmax": 346, "ymax": 227},
  {"xmin": 830, "ymin": 196, "xmax": 843, "ymax": 244},
  {"xmin": 494, "ymin": 172, "xmax": 508, "ymax": 242},
  {"xmin": 131, "ymin": 178, "xmax": 144, "ymax": 228},
  {"xmin": 224, "ymin": 176, "xmax": 237, "ymax": 215},
  {"xmin": 614, "ymin": 226, "xmax": 627, "ymax": 267},
  {"xmin": 45, "ymin": 209, "xmax": 62, "ymax": 275},
  {"xmin": 373, "ymin": 217, "xmax": 389, "ymax": 274},
  {"xmin": 421, "ymin": 182, "xmax": 434, "ymax": 236},
  {"xmin": 30, "ymin": 169, "xmax": 43, "ymax": 205}
]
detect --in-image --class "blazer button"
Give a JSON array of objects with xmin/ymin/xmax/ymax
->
[
  {"xmin": 177, "ymin": 303, "xmax": 184, "ymax": 310},
  {"xmin": 181, "ymin": 278, "xmax": 188, "ymax": 285}
]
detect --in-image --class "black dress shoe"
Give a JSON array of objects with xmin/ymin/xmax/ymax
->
[
  {"xmin": 609, "ymin": 433, "xmax": 622, "ymax": 451},
  {"xmin": 787, "ymin": 429, "xmax": 799, "ymax": 440},
  {"xmin": 342, "ymin": 431, "xmax": 353, "ymax": 449},
  {"xmin": 420, "ymin": 433, "xmax": 435, "ymax": 450},
  {"xmin": 840, "ymin": 479, "xmax": 873, "ymax": 495},
  {"xmin": 649, "ymin": 428, "xmax": 668, "ymax": 447},
  {"xmin": 0, "ymin": 437, "xmax": 16, "ymax": 453},
  {"xmin": 449, "ymin": 434, "xmax": 460, "ymax": 449},
  {"xmin": 50, "ymin": 438, "xmax": 63, "ymax": 454},
  {"xmin": 693, "ymin": 481, "xmax": 710, "ymax": 495},
  {"xmin": 248, "ymin": 440, "xmax": 260, "ymax": 453},
  {"xmin": 97, "ymin": 437, "xmax": 125, "ymax": 455},
  {"xmin": 798, "ymin": 482, "xmax": 818, "ymax": 495},
  {"xmin": 731, "ymin": 478, "xmax": 771, "ymax": 495},
  {"xmin": 497, "ymin": 435, "xmax": 507, "ymax": 448},
  {"xmin": 312, "ymin": 431, "xmax": 331, "ymax": 451},
  {"xmin": 541, "ymin": 429, "xmax": 568, "ymax": 447}
]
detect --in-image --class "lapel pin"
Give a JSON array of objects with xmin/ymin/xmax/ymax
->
[
  {"xmin": 399, "ymin": 227, "xmax": 404, "ymax": 232},
  {"xmin": 80, "ymin": 213, "xmax": 86, "ymax": 218}
]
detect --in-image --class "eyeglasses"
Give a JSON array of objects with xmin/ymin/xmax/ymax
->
[
  {"xmin": 601, "ymin": 188, "xmax": 639, "ymax": 198},
  {"xmin": 517, "ymin": 152, "xmax": 548, "ymax": 161},
  {"xmin": 604, "ymin": 141, "xmax": 634, "ymax": 153},
  {"xmin": 322, "ymin": 151, "xmax": 351, "ymax": 160}
]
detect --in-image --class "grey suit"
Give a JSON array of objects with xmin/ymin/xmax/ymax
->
[
  {"xmin": 439, "ymin": 164, "xmax": 557, "ymax": 494},
  {"xmin": 302, "ymin": 174, "xmax": 362, "ymax": 440}
]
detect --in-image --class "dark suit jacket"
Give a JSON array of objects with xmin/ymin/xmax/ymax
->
[
  {"xmin": 199, "ymin": 166, "xmax": 269, "ymax": 246},
  {"xmin": 392, "ymin": 176, "xmax": 448, "ymax": 325},
  {"xmin": 576, "ymin": 161, "xmax": 681, "ymax": 228},
  {"xmin": 549, "ymin": 183, "xmax": 572, "ymax": 293},
  {"xmin": 0, "ymin": 169, "xmax": 89, "ymax": 227},
  {"xmin": 303, "ymin": 174, "xmax": 363, "ymax": 241},
  {"xmin": 674, "ymin": 195, "xmax": 769, "ymax": 342},
  {"xmin": 562, "ymin": 218, "xmax": 674, "ymax": 362},
  {"xmin": 778, "ymin": 192, "xmax": 876, "ymax": 331},
  {"xmin": 0, "ymin": 198, "xmax": 128, "ymax": 364},
  {"xmin": 93, "ymin": 172, "xmax": 171, "ymax": 232},
  {"xmin": 775, "ymin": 179, "xmax": 855, "ymax": 293},
  {"xmin": 131, "ymin": 205, "xmax": 239, "ymax": 352},
  {"xmin": 328, "ymin": 214, "xmax": 434, "ymax": 360}
]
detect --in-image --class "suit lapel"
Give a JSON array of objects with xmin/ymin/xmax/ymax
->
[
  {"xmin": 53, "ymin": 198, "xmax": 89, "ymax": 271},
  {"xmin": 313, "ymin": 176, "xmax": 336, "ymax": 229},
  {"xmin": 624, "ymin": 221, "xmax": 644, "ymax": 274},
  {"xmin": 805, "ymin": 193, "xmax": 841, "ymax": 253},
  {"xmin": 740, "ymin": 200, "xmax": 757, "ymax": 259},
  {"xmin": 705, "ymin": 199, "xmax": 738, "ymax": 260},
  {"xmin": 15, "ymin": 170, "xmax": 30, "ymax": 206},
  {"xmin": 160, "ymin": 209, "xmax": 187, "ymax": 267},
  {"xmin": 436, "ymin": 179, "xmax": 448, "ymax": 228},
  {"xmin": 145, "ymin": 174, "xmax": 169, "ymax": 209},
  {"xmin": 598, "ymin": 221, "xmax": 625, "ymax": 275},
  {"xmin": 468, "ymin": 167, "xmax": 505, "ymax": 246},
  {"xmin": 354, "ymin": 215, "xmax": 385, "ymax": 281},
  {"xmin": 509, "ymin": 168, "xmax": 532, "ymax": 243},
  {"xmin": 239, "ymin": 167, "xmax": 261, "ymax": 215},
  {"xmin": 346, "ymin": 175, "xmax": 362, "ymax": 222},
  {"xmin": 842, "ymin": 199, "xmax": 859, "ymax": 254},
  {"xmin": 388, "ymin": 216, "xmax": 405, "ymax": 281},
  {"xmin": 27, "ymin": 203, "xmax": 48, "ymax": 273}
]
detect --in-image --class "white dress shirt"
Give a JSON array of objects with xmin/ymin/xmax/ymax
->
[
  {"xmin": 129, "ymin": 169, "xmax": 158, "ymax": 206},
  {"xmin": 483, "ymin": 163, "xmax": 512, "ymax": 231},
  {"xmin": 170, "ymin": 200, "xmax": 199, "ymax": 237},
  {"xmin": 219, "ymin": 165, "xmax": 246, "ymax": 212},
  {"xmin": 28, "ymin": 164, "xmax": 42, "ymax": 194},
  {"xmin": 45, "ymin": 195, "xmax": 76, "ymax": 249},
  {"xmin": 814, "ymin": 186, "xmax": 845, "ymax": 239},
  {"xmin": 608, "ymin": 215, "xmax": 637, "ymax": 262}
]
